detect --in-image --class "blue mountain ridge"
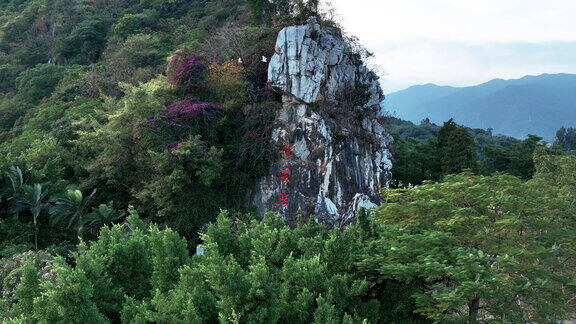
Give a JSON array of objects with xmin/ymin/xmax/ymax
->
[{"xmin": 383, "ymin": 73, "xmax": 576, "ymax": 140}]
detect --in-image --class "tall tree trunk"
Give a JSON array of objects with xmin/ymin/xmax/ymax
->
[
  {"xmin": 468, "ymin": 297, "xmax": 480, "ymax": 322},
  {"xmin": 33, "ymin": 215, "xmax": 38, "ymax": 250},
  {"xmin": 34, "ymin": 225, "xmax": 38, "ymax": 250}
]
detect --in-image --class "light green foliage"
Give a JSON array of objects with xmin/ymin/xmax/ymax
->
[
  {"xmin": 0, "ymin": 0, "xmax": 285, "ymax": 250},
  {"xmin": 9, "ymin": 261, "xmax": 40, "ymax": 316},
  {"xmin": 33, "ymin": 260, "xmax": 107, "ymax": 323},
  {"xmin": 371, "ymin": 153, "xmax": 576, "ymax": 322},
  {"xmin": 149, "ymin": 226, "xmax": 189, "ymax": 293},
  {"xmin": 6, "ymin": 210, "xmax": 405, "ymax": 322},
  {"xmin": 79, "ymin": 77, "xmax": 174, "ymax": 206}
]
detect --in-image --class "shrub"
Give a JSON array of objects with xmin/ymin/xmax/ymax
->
[
  {"xmin": 15, "ymin": 64, "xmax": 66, "ymax": 104},
  {"xmin": 0, "ymin": 64, "xmax": 20, "ymax": 92},
  {"xmin": 165, "ymin": 47, "xmax": 208, "ymax": 95}
]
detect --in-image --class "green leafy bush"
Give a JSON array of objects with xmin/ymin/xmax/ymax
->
[{"xmin": 15, "ymin": 64, "xmax": 66, "ymax": 104}]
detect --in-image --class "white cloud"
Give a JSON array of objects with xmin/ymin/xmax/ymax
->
[{"xmin": 325, "ymin": 0, "xmax": 576, "ymax": 92}]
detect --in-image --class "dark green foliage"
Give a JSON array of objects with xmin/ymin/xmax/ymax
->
[
  {"xmin": 114, "ymin": 34, "xmax": 166, "ymax": 68},
  {"xmin": 0, "ymin": 64, "xmax": 20, "ymax": 92},
  {"xmin": 479, "ymin": 134, "xmax": 548, "ymax": 179},
  {"xmin": 555, "ymin": 126, "xmax": 576, "ymax": 153},
  {"xmin": 15, "ymin": 64, "xmax": 66, "ymax": 104},
  {"xmin": 386, "ymin": 117, "xmax": 543, "ymax": 186},
  {"xmin": 440, "ymin": 125, "xmax": 477, "ymax": 173},
  {"xmin": 49, "ymin": 187, "xmax": 97, "ymax": 230},
  {"xmin": 56, "ymin": 19, "xmax": 108, "ymax": 65},
  {"xmin": 390, "ymin": 136, "xmax": 442, "ymax": 186},
  {"xmin": 246, "ymin": 0, "xmax": 321, "ymax": 25}
]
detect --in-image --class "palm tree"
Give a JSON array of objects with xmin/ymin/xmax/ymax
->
[
  {"xmin": 20, "ymin": 183, "xmax": 50, "ymax": 250},
  {"xmin": 49, "ymin": 187, "xmax": 97, "ymax": 230},
  {"xmin": 78, "ymin": 203, "xmax": 123, "ymax": 237},
  {"xmin": 5, "ymin": 166, "xmax": 26, "ymax": 219}
]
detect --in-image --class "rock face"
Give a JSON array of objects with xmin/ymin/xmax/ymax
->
[{"xmin": 250, "ymin": 18, "xmax": 393, "ymax": 226}]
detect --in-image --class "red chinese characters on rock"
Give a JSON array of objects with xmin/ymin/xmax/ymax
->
[
  {"xmin": 280, "ymin": 167, "xmax": 290, "ymax": 184},
  {"xmin": 274, "ymin": 193, "xmax": 289, "ymax": 207},
  {"xmin": 279, "ymin": 142, "xmax": 295, "ymax": 157},
  {"xmin": 274, "ymin": 142, "xmax": 294, "ymax": 208}
]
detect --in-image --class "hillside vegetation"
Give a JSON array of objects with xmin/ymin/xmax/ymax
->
[{"xmin": 0, "ymin": 0, "xmax": 575, "ymax": 323}]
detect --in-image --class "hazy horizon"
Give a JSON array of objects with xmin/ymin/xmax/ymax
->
[
  {"xmin": 327, "ymin": 0, "xmax": 576, "ymax": 93},
  {"xmin": 387, "ymin": 72, "xmax": 575, "ymax": 93}
]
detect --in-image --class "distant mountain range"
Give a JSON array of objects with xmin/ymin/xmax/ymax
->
[{"xmin": 383, "ymin": 73, "xmax": 576, "ymax": 140}]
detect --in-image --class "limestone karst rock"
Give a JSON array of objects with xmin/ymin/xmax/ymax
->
[{"xmin": 250, "ymin": 17, "xmax": 393, "ymax": 226}]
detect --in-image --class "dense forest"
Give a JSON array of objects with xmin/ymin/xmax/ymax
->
[{"xmin": 1, "ymin": 0, "xmax": 575, "ymax": 322}]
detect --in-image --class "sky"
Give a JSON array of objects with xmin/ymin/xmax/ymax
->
[{"xmin": 326, "ymin": 0, "xmax": 576, "ymax": 93}]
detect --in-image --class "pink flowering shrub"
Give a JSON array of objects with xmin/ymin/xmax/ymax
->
[
  {"xmin": 166, "ymin": 47, "xmax": 208, "ymax": 93},
  {"xmin": 235, "ymin": 102, "xmax": 279, "ymax": 173},
  {"xmin": 132, "ymin": 95, "xmax": 222, "ymax": 148}
]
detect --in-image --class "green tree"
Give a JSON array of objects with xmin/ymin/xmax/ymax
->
[
  {"xmin": 440, "ymin": 124, "xmax": 477, "ymax": 173},
  {"xmin": 3, "ymin": 166, "xmax": 26, "ymax": 219},
  {"xmin": 371, "ymin": 160, "xmax": 576, "ymax": 322},
  {"xmin": 0, "ymin": 64, "xmax": 20, "ymax": 93},
  {"xmin": 9, "ymin": 261, "xmax": 41, "ymax": 317},
  {"xmin": 56, "ymin": 19, "xmax": 108, "ymax": 64},
  {"xmin": 18, "ymin": 183, "xmax": 50, "ymax": 250},
  {"xmin": 149, "ymin": 226, "xmax": 189, "ymax": 293},
  {"xmin": 33, "ymin": 261, "xmax": 107, "ymax": 323},
  {"xmin": 78, "ymin": 203, "xmax": 122, "ymax": 237},
  {"xmin": 555, "ymin": 126, "xmax": 576, "ymax": 153},
  {"xmin": 15, "ymin": 64, "xmax": 66, "ymax": 104},
  {"xmin": 480, "ymin": 134, "xmax": 545, "ymax": 179},
  {"xmin": 49, "ymin": 187, "xmax": 97, "ymax": 231}
]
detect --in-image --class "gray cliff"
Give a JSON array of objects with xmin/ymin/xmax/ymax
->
[{"xmin": 250, "ymin": 18, "xmax": 393, "ymax": 226}]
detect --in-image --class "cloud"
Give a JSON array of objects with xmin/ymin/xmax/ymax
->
[{"xmin": 326, "ymin": 0, "xmax": 576, "ymax": 92}]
